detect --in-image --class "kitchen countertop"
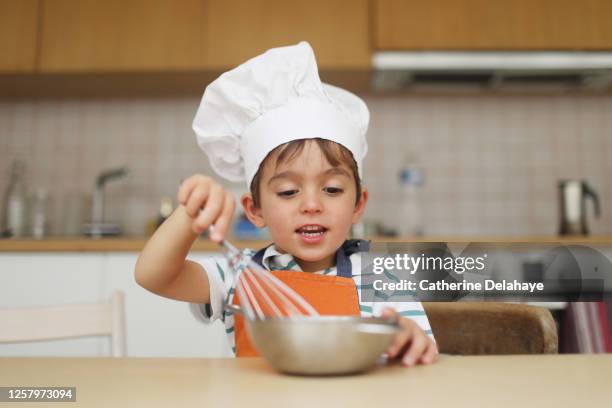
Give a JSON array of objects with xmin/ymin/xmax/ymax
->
[
  {"xmin": 1, "ymin": 235, "xmax": 612, "ymax": 252},
  {"xmin": 1, "ymin": 355, "xmax": 610, "ymax": 407}
]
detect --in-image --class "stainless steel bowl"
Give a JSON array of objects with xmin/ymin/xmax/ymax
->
[{"xmin": 226, "ymin": 306, "xmax": 399, "ymax": 375}]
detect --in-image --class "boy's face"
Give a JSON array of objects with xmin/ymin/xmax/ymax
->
[{"xmin": 242, "ymin": 141, "xmax": 367, "ymax": 272}]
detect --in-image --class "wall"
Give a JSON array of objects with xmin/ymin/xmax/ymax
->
[{"xmin": 1, "ymin": 93, "xmax": 611, "ymax": 237}]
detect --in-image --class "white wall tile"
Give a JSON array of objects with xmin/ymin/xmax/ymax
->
[{"xmin": 1, "ymin": 94, "xmax": 612, "ymax": 237}]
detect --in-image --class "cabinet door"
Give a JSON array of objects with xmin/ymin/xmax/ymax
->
[
  {"xmin": 103, "ymin": 252, "xmax": 232, "ymax": 358},
  {"xmin": 39, "ymin": 0, "xmax": 204, "ymax": 72},
  {"xmin": 374, "ymin": 0, "xmax": 612, "ymax": 50},
  {"xmin": 0, "ymin": 0, "xmax": 39, "ymax": 72},
  {"xmin": 203, "ymin": 0, "xmax": 370, "ymax": 70},
  {"xmin": 0, "ymin": 253, "xmax": 106, "ymax": 357},
  {"xmin": 0, "ymin": 252, "xmax": 231, "ymax": 358}
]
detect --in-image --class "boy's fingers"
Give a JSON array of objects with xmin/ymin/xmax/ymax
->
[
  {"xmin": 178, "ymin": 175, "xmax": 210, "ymax": 206},
  {"xmin": 177, "ymin": 175, "xmax": 198, "ymax": 205},
  {"xmin": 193, "ymin": 184, "xmax": 224, "ymax": 233},
  {"xmin": 419, "ymin": 341, "xmax": 438, "ymax": 365},
  {"xmin": 402, "ymin": 332, "xmax": 428, "ymax": 367},
  {"xmin": 184, "ymin": 184, "xmax": 210, "ymax": 218},
  {"xmin": 386, "ymin": 325, "xmax": 412, "ymax": 358},
  {"xmin": 209, "ymin": 192, "xmax": 235, "ymax": 242},
  {"xmin": 381, "ymin": 307, "xmax": 397, "ymax": 318}
]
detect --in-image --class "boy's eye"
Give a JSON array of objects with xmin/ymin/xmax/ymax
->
[
  {"xmin": 324, "ymin": 187, "xmax": 343, "ymax": 194},
  {"xmin": 277, "ymin": 190, "xmax": 298, "ymax": 197}
]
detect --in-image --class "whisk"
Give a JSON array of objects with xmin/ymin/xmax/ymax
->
[{"xmin": 211, "ymin": 227, "xmax": 319, "ymax": 320}]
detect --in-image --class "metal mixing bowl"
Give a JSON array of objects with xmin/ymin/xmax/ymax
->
[{"xmin": 226, "ymin": 305, "xmax": 399, "ymax": 375}]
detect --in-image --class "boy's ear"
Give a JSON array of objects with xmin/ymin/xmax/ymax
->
[
  {"xmin": 241, "ymin": 193, "xmax": 266, "ymax": 228},
  {"xmin": 351, "ymin": 187, "xmax": 368, "ymax": 224}
]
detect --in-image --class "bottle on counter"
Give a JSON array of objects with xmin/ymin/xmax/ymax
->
[
  {"xmin": 157, "ymin": 196, "xmax": 173, "ymax": 228},
  {"xmin": 146, "ymin": 196, "xmax": 174, "ymax": 235},
  {"xmin": 2, "ymin": 160, "xmax": 28, "ymax": 238},
  {"xmin": 398, "ymin": 154, "xmax": 424, "ymax": 237}
]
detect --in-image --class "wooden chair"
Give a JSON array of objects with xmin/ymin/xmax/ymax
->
[
  {"xmin": 423, "ymin": 302, "xmax": 558, "ymax": 355},
  {"xmin": 0, "ymin": 291, "xmax": 126, "ymax": 357}
]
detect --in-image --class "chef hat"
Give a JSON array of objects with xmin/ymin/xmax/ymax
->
[{"xmin": 192, "ymin": 41, "xmax": 369, "ymax": 189}]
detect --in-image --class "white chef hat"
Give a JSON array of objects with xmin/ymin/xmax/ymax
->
[{"xmin": 192, "ymin": 41, "xmax": 369, "ymax": 189}]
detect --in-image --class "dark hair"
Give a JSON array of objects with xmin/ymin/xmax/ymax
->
[{"xmin": 250, "ymin": 138, "xmax": 361, "ymax": 208}]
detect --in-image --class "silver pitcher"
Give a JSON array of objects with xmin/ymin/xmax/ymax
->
[{"xmin": 558, "ymin": 180, "xmax": 600, "ymax": 235}]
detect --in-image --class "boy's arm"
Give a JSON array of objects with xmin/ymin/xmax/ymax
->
[{"xmin": 135, "ymin": 205, "xmax": 211, "ymax": 304}]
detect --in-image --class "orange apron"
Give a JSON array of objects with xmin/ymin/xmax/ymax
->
[{"xmin": 232, "ymin": 239, "xmax": 368, "ymax": 357}]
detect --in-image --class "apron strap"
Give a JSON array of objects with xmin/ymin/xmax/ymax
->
[
  {"xmin": 251, "ymin": 239, "xmax": 370, "ymax": 278},
  {"xmin": 336, "ymin": 239, "xmax": 369, "ymax": 278}
]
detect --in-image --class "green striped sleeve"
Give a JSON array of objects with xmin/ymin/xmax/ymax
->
[
  {"xmin": 359, "ymin": 305, "xmax": 373, "ymax": 313},
  {"xmin": 398, "ymin": 310, "xmax": 427, "ymax": 317},
  {"xmin": 383, "ymin": 269, "xmax": 400, "ymax": 282},
  {"xmin": 216, "ymin": 262, "xmax": 225, "ymax": 282},
  {"xmin": 391, "ymin": 290, "xmax": 417, "ymax": 296},
  {"xmin": 373, "ymin": 291, "xmax": 390, "ymax": 301}
]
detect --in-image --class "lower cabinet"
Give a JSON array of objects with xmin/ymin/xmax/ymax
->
[{"xmin": 0, "ymin": 252, "xmax": 232, "ymax": 358}]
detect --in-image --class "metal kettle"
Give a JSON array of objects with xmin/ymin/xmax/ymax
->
[{"xmin": 558, "ymin": 180, "xmax": 600, "ymax": 235}]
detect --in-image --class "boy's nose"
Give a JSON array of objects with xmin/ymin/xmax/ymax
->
[{"xmin": 299, "ymin": 191, "xmax": 323, "ymax": 214}]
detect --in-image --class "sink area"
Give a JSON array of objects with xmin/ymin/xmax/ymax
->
[{"xmin": 82, "ymin": 167, "xmax": 129, "ymax": 238}]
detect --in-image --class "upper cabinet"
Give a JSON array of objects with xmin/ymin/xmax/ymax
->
[
  {"xmin": 39, "ymin": 0, "xmax": 204, "ymax": 72},
  {"xmin": 37, "ymin": 0, "xmax": 369, "ymax": 73},
  {"xmin": 6, "ymin": 0, "xmax": 612, "ymax": 77},
  {"xmin": 373, "ymin": 0, "xmax": 612, "ymax": 50},
  {"xmin": 203, "ymin": 0, "xmax": 370, "ymax": 70},
  {"xmin": 0, "ymin": 0, "xmax": 39, "ymax": 73}
]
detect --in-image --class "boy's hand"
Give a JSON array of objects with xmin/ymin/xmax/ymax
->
[
  {"xmin": 177, "ymin": 174, "xmax": 235, "ymax": 241},
  {"xmin": 381, "ymin": 307, "xmax": 438, "ymax": 367}
]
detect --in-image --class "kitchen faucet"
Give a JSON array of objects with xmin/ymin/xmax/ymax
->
[{"xmin": 83, "ymin": 167, "xmax": 128, "ymax": 238}]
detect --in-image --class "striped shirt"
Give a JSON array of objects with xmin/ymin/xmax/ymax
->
[{"xmin": 190, "ymin": 244, "xmax": 435, "ymax": 355}]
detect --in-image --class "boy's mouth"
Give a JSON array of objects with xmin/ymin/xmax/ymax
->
[{"xmin": 295, "ymin": 224, "xmax": 328, "ymax": 237}]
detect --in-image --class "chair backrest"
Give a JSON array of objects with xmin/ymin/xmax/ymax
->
[
  {"xmin": 423, "ymin": 302, "xmax": 558, "ymax": 355},
  {"xmin": 0, "ymin": 291, "xmax": 126, "ymax": 357}
]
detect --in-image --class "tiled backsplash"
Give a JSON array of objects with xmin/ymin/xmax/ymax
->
[{"xmin": 1, "ymin": 93, "xmax": 611, "ymax": 237}]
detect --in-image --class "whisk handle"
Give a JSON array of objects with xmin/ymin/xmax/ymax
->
[
  {"xmin": 208, "ymin": 225, "xmax": 240, "ymax": 255},
  {"xmin": 223, "ymin": 304, "xmax": 244, "ymax": 316}
]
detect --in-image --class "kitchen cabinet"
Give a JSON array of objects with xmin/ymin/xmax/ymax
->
[
  {"xmin": 0, "ymin": 253, "xmax": 106, "ymax": 356},
  {"xmin": 0, "ymin": 0, "xmax": 39, "ymax": 73},
  {"xmin": 103, "ymin": 252, "xmax": 232, "ymax": 358},
  {"xmin": 203, "ymin": 0, "xmax": 371, "ymax": 70},
  {"xmin": 373, "ymin": 0, "xmax": 612, "ymax": 50},
  {"xmin": 39, "ymin": 0, "xmax": 204, "ymax": 72},
  {"xmin": 0, "ymin": 252, "xmax": 232, "ymax": 358},
  {"xmin": 38, "ymin": 0, "xmax": 370, "ymax": 73}
]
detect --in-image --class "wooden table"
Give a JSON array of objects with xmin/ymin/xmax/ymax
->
[{"xmin": 1, "ymin": 354, "xmax": 611, "ymax": 407}]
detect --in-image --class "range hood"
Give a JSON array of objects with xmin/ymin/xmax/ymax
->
[{"xmin": 372, "ymin": 51, "xmax": 612, "ymax": 92}]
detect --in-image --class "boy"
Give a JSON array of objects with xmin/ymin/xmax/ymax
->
[{"xmin": 135, "ymin": 42, "xmax": 437, "ymax": 366}]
